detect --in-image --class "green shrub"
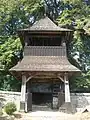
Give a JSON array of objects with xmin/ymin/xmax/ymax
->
[
  {"xmin": 4, "ymin": 102, "xmax": 17, "ymax": 115},
  {"xmin": 0, "ymin": 109, "xmax": 3, "ymax": 116}
]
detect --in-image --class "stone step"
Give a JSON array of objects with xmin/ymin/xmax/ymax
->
[{"xmin": 32, "ymin": 105, "xmax": 52, "ymax": 111}]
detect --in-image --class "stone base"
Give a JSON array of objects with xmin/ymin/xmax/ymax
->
[
  {"xmin": 20, "ymin": 101, "xmax": 25, "ymax": 112},
  {"xmin": 59, "ymin": 102, "xmax": 76, "ymax": 114}
]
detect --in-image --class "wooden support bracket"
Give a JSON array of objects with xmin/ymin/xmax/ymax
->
[
  {"xmin": 26, "ymin": 76, "xmax": 33, "ymax": 82},
  {"xmin": 57, "ymin": 75, "xmax": 64, "ymax": 82}
]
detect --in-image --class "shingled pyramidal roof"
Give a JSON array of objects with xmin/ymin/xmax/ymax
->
[
  {"xmin": 20, "ymin": 17, "xmax": 72, "ymax": 31},
  {"xmin": 11, "ymin": 56, "xmax": 80, "ymax": 72}
]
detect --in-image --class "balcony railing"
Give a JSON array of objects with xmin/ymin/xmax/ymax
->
[{"xmin": 24, "ymin": 46, "xmax": 66, "ymax": 56}]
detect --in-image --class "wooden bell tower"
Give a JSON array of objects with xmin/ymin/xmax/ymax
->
[{"xmin": 10, "ymin": 17, "xmax": 80, "ymax": 113}]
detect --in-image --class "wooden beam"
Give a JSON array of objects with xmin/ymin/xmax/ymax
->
[
  {"xmin": 21, "ymin": 75, "xmax": 26, "ymax": 102},
  {"xmin": 64, "ymin": 73, "xmax": 71, "ymax": 102},
  {"xmin": 20, "ymin": 75, "xmax": 27, "ymax": 112}
]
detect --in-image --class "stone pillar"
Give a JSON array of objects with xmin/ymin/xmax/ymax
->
[
  {"xmin": 20, "ymin": 75, "xmax": 26, "ymax": 112},
  {"xmin": 64, "ymin": 73, "xmax": 71, "ymax": 102}
]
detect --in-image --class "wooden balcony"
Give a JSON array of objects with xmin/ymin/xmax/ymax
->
[{"xmin": 24, "ymin": 46, "xmax": 66, "ymax": 56}]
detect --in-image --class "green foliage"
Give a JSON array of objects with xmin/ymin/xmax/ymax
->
[
  {"xmin": 0, "ymin": 36, "xmax": 22, "ymax": 91},
  {"xmin": 57, "ymin": 3, "xmax": 90, "ymax": 29},
  {"xmin": 70, "ymin": 71, "xmax": 90, "ymax": 92},
  {"xmin": 57, "ymin": 0, "xmax": 90, "ymax": 70},
  {"xmin": 0, "ymin": 0, "xmax": 90, "ymax": 92},
  {"xmin": 0, "ymin": 71, "xmax": 21, "ymax": 91},
  {"xmin": 57, "ymin": 0, "xmax": 90, "ymax": 91},
  {"xmin": 0, "ymin": 0, "xmax": 44, "ymax": 91},
  {"xmin": 4, "ymin": 102, "xmax": 17, "ymax": 115},
  {"xmin": 0, "ymin": 109, "xmax": 3, "ymax": 116},
  {"xmin": 0, "ymin": 0, "xmax": 44, "ymax": 36},
  {"xmin": 0, "ymin": 37, "xmax": 22, "ymax": 70}
]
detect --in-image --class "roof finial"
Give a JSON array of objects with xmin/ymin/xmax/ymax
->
[{"xmin": 44, "ymin": 1, "xmax": 47, "ymax": 17}]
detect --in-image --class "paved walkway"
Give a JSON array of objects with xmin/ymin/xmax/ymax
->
[{"xmin": 16, "ymin": 111, "xmax": 74, "ymax": 120}]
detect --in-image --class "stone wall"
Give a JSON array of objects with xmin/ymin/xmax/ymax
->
[
  {"xmin": 71, "ymin": 93, "xmax": 90, "ymax": 112},
  {"xmin": 0, "ymin": 91, "xmax": 20, "ymax": 111},
  {"xmin": 0, "ymin": 91, "xmax": 90, "ymax": 112}
]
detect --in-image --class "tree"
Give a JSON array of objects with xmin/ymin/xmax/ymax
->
[
  {"xmin": 57, "ymin": 0, "xmax": 90, "ymax": 91},
  {"xmin": 0, "ymin": 0, "xmax": 90, "ymax": 91},
  {"xmin": 0, "ymin": 0, "xmax": 44, "ymax": 91},
  {"xmin": 0, "ymin": 0, "xmax": 45, "ymax": 36}
]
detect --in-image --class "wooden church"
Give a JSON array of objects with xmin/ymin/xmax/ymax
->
[{"xmin": 10, "ymin": 16, "xmax": 80, "ymax": 112}]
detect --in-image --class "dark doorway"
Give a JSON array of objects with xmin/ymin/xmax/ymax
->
[
  {"xmin": 32, "ymin": 92, "xmax": 53, "ymax": 105},
  {"xmin": 27, "ymin": 81, "xmax": 53, "ymax": 106}
]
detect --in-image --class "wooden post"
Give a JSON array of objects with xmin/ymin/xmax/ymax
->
[
  {"xmin": 59, "ymin": 74, "xmax": 75, "ymax": 113},
  {"xmin": 20, "ymin": 75, "xmax": 26, "ymax": 112},
  {"xmin": 64, "ymin": 73, "xmax": 71, "ymax": 103}
]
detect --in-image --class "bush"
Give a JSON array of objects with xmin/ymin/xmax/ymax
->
[
  {"xmin": 0, "ymin": 109, "xmax": 3, "ymax": 116},
  {"xmin": 4, "ymin": 102, "xmax": 17, "ymax": 115}
]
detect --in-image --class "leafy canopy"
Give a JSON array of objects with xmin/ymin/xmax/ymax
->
[
  {"xmin": 57, "ymin": 0, "xmax": 90, "ymax": 91},
  {"xmin": 0, "ymin": 0, "xmax": 90, "ymax": 91}
]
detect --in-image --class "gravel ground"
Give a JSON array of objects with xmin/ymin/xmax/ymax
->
[{"xmin": 14, "ymin": 111, "xmax": 90, "ymax": 120}]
